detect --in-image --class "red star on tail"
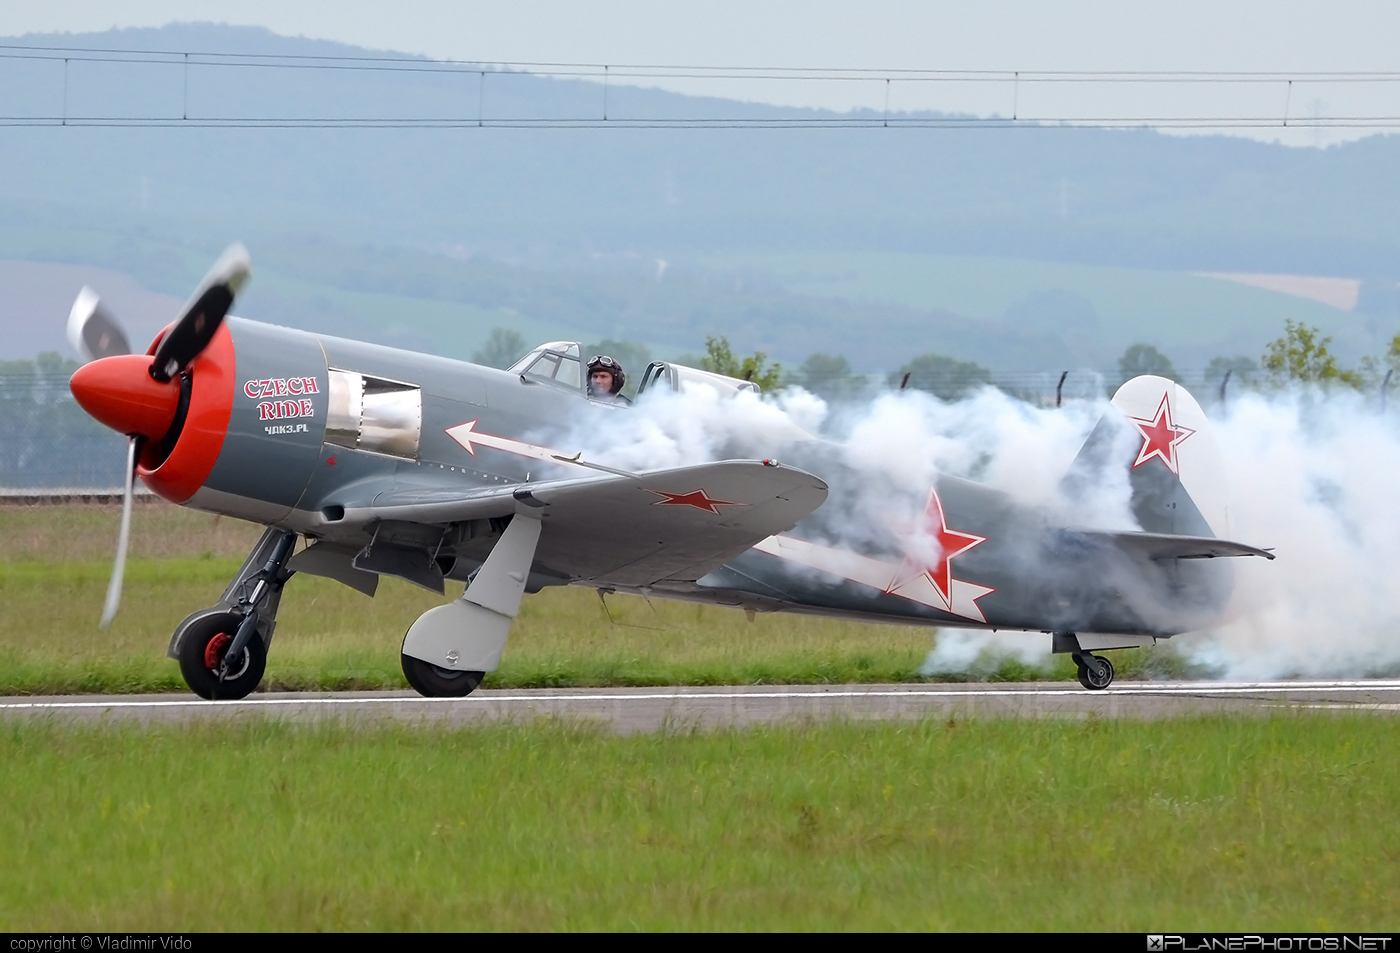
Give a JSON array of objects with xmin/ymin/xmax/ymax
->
[
  {"xmin": 1129, "ymin": 394, "xmax": 1195, "ymax": 475},
  {"xmin": 647, "ymin": 488, "xmax": 742, "ymax": 514}
]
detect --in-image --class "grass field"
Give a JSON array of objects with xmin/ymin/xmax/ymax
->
[
  {"xmin": 696, "ymin": 249, "xmax": 1363, "ymax": 360},
  {"xmin": 0, "ymin": 503, "xmax": 1184, "ymax": 695},
  {"xmin": 5, "ymin": 505, "xmax": 1390, "ymax": 933},
  {"xmin": 4, "ymin": 223, "xmax": 1371, "ymax": 376},
  {"xmin": 3, "ymin": 715, "xmax": 1396, "ymax": 930}
]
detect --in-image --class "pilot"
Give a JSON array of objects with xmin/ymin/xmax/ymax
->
[{"xmin": 587, "ymin": 354, "xmax": 631, "ymax": 405}]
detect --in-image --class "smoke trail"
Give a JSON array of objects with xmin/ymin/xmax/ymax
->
[
  {"xmin": 560, "ymin": 382, "xmax": 1124, "ymax": 669},
  {"xmin": 1184, "ymin": 390, "xmax": 1400, "ymax": 678},
  {"xmin": 569, "ymin": 383, "xmax": 1122, "ymax": 516},
  {"xmin": 562, "ymin": 379, "xmax": 1400, "ymax": 679}
]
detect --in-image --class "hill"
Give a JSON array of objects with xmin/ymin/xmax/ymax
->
[
  {"xmin": 3, "ymin": 23, "xmax": 1400, "ymax": 273},
  {"xmin": 0, "ymin": 23, "xmax": 1397, "ymax": 371}
]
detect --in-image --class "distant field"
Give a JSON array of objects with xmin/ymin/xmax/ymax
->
[
  {"xmin": 248, "ymin": 269, "xmax": 580, "ymax": 362},
  {"xmin": 695, "ymin": 250, "xmax": 1371, "ymax": 367},
  {"xmin": 4, "ymin": 225, "xmax": 1378, "ymax": 379},
  {"xmin": 0, "ymin": 504, "xmax": 1180, "ymax": 694},
  {"xmin": 3, "ymin": 715, "xmax": 1396, "ymax": 930}
]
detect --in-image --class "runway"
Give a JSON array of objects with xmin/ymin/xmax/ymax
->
[{"xmin": 2, "ymin": 680, "xmax": 1399, "ymax": 732}]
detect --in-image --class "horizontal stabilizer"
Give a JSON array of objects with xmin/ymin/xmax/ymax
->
[{"xmin": 1074, "ymin": 529, "xmax": 1274, "ymax": 561}]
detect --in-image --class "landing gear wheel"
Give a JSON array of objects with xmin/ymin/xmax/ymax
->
[
  {"xmin": 178, "ymin": 611, "xmax": 267, "ymax": 700},
  {"xmin": 1076, "ymin": 654, "xmax": 1115, "ymax": 691},
  {"xmin": 401, "ymin": 654, "xmax": 484, "ymax": 698}
]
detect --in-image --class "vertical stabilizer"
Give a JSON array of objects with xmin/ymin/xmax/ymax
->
[{"xmin": 1062, "ymin": 376, "xmax": 1231, "ymax": 538}]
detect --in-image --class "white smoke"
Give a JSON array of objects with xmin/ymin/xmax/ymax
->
[
  {"xmin": 568, "ymin": 383, "xmax": 1121, "ymax": 513},
  {"xmin": 562, "ymin": 383, "xmax": 1128, "ymax": 554},
  {"xmin": 919, "ymin": 628, "xmax": 1052, "ymax": 674},
  {"xmin": 560, "ymin": 380, "xmax": 1400, "ymax": 680},
  {"xmin": 559, "ymin": 382, "xmax": 1122, "ymax": 674},
  {"xmin": 1183, "ymin": 390, "xmax": 1400, "ymax": 678}
]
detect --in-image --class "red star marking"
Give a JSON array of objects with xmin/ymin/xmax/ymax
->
[
  {"xmin": 1129, "ymin": 394, "xmax": 1195, "ymax": 475},
  {"xmin": 888, "ymin": 488, "xmax": 987, "ymax": 607},
  {"xmin": 647, "ymin": 488, "xmax": 742, "ymax": 514}
]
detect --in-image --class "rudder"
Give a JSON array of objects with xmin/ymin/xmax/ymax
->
[{"xmin": 1062, "ymin": 375, "xmax": 1231, "ymax": 538}]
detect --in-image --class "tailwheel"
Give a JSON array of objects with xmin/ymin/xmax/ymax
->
[
  {"xmin": 1074, "ymin": 653, "xmax": 1115, "ymax": 691},
  {"xmin": 178, "ymin": 611, "xmax": 267, "ymax": 700},
  {"xmin": 401, "ymin": 654, "xmax": 484, "ymax": 698}
]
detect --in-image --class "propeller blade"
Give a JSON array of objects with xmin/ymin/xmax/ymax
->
[
  {"xmin": 99, "ymin": 435, "xmax": 140, "ymax": 629},
  {"xmin": 150, "ymin": 243, "xmax": 251, "ymax": 383},
  {"xmin": 66, "ymin": 287, "xmax": 132, "ymax": 363}
]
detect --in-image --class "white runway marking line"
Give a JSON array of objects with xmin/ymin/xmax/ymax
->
[{"xmin": 3, "ymin": 680, "xmax": 1400, "ymax": 711}]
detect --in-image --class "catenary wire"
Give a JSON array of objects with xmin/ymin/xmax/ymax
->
[{"xmin": 5, "ymin": 44, "xmax": 1400, "ymax": 130}]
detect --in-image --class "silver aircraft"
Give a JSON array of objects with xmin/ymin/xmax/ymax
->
[{"xmin": 65, "ymin": 246, "xmax": 1273, "ymax": 699}]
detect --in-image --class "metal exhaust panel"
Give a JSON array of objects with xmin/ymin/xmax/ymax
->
[{"xmin": 325, "ymin": 368, "xmax": 422, "ymax": 458}]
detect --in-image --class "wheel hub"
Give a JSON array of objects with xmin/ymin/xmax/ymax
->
[
  {"xmin": 203, "ymin": 631, "xmax": 251, "ymax": 681},
  {"xmin": 204, "ymin": 632, "xmax": 232, "ymax": 670}
]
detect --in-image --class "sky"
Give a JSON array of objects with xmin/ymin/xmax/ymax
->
[{"xmin": 2, "ymin": 2, "xmax": 1399, "ymax": 144}]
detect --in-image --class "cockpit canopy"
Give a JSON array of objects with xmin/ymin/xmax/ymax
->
[
  {"xmin": 508, "ymin": 341, "xmax": 583, "ymax": 392},
  {"xmin": 506, "ymin": 341, "xmax": 762, "ymax": 400},
  {"xmin": 636, "ymin": 361, "xmax": 762, "ymax": 398}
]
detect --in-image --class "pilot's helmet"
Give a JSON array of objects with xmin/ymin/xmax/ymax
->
[{"xmin": 586, "ymin": 355, "xmax": 625, "ymax": 395}]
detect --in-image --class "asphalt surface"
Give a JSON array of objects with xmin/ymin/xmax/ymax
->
[{"xmin": 2, "ymin": 680, "xmax": 1399, "ymax": 733}]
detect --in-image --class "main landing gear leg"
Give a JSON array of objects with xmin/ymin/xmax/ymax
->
[
  {"xmin": 1051, "ymin": 630, "xmax": 1115, "ymax": 691},
  {"xmin": 401, "ymin": 513, "xmax": 543, "ymax": 698},
  {"xmin": 168, "ymin": 527, "xmax": 298, "ymax": 700}
]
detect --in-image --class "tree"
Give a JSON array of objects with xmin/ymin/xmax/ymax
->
[
  {"xmin": 700, "ymin": 336, "xmax": 783, "ymax": 391},
  {"xmin": 889, "ymin": 353, "xmax": 992, "ymax": 401},
  {"xmin": 1205, "ymin": 356, "xmax": 1257, "ymax": 387},
  {"xmin": 471, "ymin": 328, "xmax": 528, "ymax": 369},
  {"xmin": 1118, "ymin": 343, "xmax": 1177, "ymax": 383},
  {"xmin": 0, "ymin": 352, "xmax": 126, "ymax": 487},
  {"xmin": 1260, "ymin": 320, "xmax": 1363, "ymax": 389},
  {"xmin": 791, "ymin": 352, "xmax": 855, "ymax": 399},
  {"xmin": 1204, "ymin": 356, "xmax": 1257, "ymax": 402}
]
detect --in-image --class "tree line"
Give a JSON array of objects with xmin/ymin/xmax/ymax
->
[
  {"xmin": 474, "ymin": 321, "xmax": 1400, "ymax": 404},
  {"xmin": 4, "ymin": 320, "xmax": 1395, "ymax": 487}
]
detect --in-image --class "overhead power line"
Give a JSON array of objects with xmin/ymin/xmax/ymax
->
[
  {"xmin": 6, "ymin": 118, "xmax": 1400, "ymax": 130},
  {"xmin": 5, "ymin": 43, "xmax": 1400, "ymax": 82},
  {"xmin": 4, "ymin": 43, "xmax": 1400, "ymax": 130}
]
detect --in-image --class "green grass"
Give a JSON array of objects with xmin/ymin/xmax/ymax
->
[
  {"xmin": 0, "ymin": 556, "xmax": 929, "ymax": 694},
  {"xmin": 0, "ymin": 556, "xmax": 1198, "ymax": 695},
  {"xmin": 2, "ymin": 715, "xmax": 1396, "ymax": 930},
  {"xmin": 0, "ymin": 504, "xmax": 1196, "ymax": 694}
]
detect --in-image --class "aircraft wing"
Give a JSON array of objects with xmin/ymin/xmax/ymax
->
[{"xmin": 354, "ymin": 460, "xmax": 830, "ymax": 587}]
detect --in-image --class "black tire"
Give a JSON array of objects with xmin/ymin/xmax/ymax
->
[
  {"xmin": 401, "ymin": 654, "xmax": 483, "ymax": 698},
  {"xmin": 178, "ymin": 611, "xmax": 267, "ymax": 701},
  {"xmin": 1078, "ymin": 655, "xmax": 1114, "ymax": 691}
]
